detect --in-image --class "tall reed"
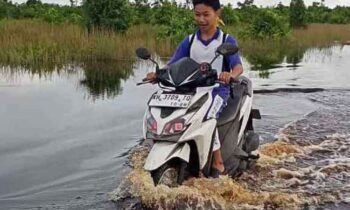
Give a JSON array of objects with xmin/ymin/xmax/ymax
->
[
  {"xmin": 1, "ymin": 20, "xmax": 349, "ymax": 71},
  {"xmin": 0, "ymin": 19, "xmax": 174, "ymax": 68},
  {"xmin": 224, "ymin": 24, "xmax": 350, "ymax": 69},
  {"xmin": 226, "ymin": 24, "xmax": 350, "ymax": 56}
]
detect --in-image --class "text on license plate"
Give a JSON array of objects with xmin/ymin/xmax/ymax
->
[{"xmin": 149, "ymin": 94, "xmax": 192, "ymax": 108}]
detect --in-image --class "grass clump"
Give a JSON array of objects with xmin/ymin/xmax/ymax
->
[{"xmin": 0, "ymin": 19, "xmax": 173, "ymax": 69}]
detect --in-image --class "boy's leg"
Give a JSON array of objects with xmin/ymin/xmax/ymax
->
[
  {"xmin": 211, "ymin": 85, "xmax": 230, "ymax": 174},
  {"xmin": 212, "ymin": 129, "xmax": 225, "ymax": 172},
  {"xmin": 213, "ymin": 150, "xmax": 225, "ymax": 172}
]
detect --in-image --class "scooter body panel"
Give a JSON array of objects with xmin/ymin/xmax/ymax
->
[
  {"xmin": 178, "ymin": 118, "xmax": 217, "ymax": 169},
  {"xmin": 144, "ymin": 142, "xmax": 191, "ymax": 171},
  {"xmin": 237, "ymin": 95, "xmax": 253, "ymax": 144}
]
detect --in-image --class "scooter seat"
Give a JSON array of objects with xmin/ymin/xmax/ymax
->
[
  {"xmin": 239, "ymin": 76, "xmax": 253, "ymax": 97},
  {"xmin": 217, "ymin": 83, "xmax": 246, "ymax": 126}
]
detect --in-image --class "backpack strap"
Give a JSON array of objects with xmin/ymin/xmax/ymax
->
[
  {"xmin": 222, "ymin": 33, "xmax": 229, "ymax": 72},
  {"xmin": 222, "ymin": 33, "xmax": 227, "ymax": 43},
  {"xmin": 188, "ymin": 31, "xmax": 228, "ymax": 71},
  {"xmin": 188, "ymin": 33, "xmax": 196, "ymax": 57}
]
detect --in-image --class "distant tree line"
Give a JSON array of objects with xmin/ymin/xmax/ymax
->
[
  {"xmin": 0, "ymin": 0, "xmax": 84, "ymax": 24},
  {"xmin": 0, "ymin": 0, "xmax": 349, "ymax": 40}
]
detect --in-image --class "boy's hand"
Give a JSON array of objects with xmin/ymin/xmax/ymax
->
[
  {"xmin": 218, "ymin": 72, "xmax": 233, "ymax": 84},
  {"xmin": 146, "ymin": 72, "xmax": 156, "ymax": 82}
]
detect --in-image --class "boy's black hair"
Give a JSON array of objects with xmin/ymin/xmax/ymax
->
[{"xmin": 193, "ymin": 0, "xmax": 221, "ymax": 11}]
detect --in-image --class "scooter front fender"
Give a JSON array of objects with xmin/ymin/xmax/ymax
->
[{"xmin": 144, "ymin": 142, "xmax": 190, "ymax": 171}]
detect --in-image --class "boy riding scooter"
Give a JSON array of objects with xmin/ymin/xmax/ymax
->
[{"xmin": 145, "ymin": 0, "xmax": 244, "ymax": 178}]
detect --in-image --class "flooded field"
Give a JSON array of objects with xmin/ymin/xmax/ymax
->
[{"xmin": 0, "ymin": 46, "xmax": 349, "ymax": 209}]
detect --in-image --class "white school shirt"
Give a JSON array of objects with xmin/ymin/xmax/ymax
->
[{"xmin": 189, "ymin": 30, "xmax": 226, "ymax": 72}]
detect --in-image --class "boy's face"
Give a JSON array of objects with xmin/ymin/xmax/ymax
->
[{"xmin": 194, "ymin": 4, "xmax": 218, "ymax": 32}]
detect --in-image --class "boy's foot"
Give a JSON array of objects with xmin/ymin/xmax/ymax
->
[{"xmin": 210, "ymin": 167, "xmax": 226, "ymax": 178}]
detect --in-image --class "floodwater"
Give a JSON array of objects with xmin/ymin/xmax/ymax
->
[{"xmin": 0, "ymin": 45, "xmax": 349, "ymax": 209}]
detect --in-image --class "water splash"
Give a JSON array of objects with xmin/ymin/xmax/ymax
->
[
  {"xmin": 110, "ymin": 142, "xmax": 306, "ymax": 210},
  {"xmin": 110, "ymin": 136, "xmax": 350, "ymax": 209},
  {"xmin": 110, "ymin": 91, "xmax": 350, "ymax": 209}
]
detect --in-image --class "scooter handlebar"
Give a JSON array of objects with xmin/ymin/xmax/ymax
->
[
  {"xmin": 137, "ymin": 79, "xmax": 152, "ymax": 86},
  {"xmin": 215, "ymin": 77, "xmax": 240, "ymax": 85},
  {"xmin": 230, "ymin": 77, "xmax": 240, "ymax": 84}
]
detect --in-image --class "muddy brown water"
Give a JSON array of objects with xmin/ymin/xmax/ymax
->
[{"xmin": 0, "ymin": 46, "xmax": 349, "ymax": 209}]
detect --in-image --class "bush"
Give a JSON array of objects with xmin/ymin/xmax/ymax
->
[
  {"xmin": 131, "ymin": 1, "xmax": 152, "ymax": 25},
  {"xmin": 151, "ymin": 1, "xmax": 195, "ymax": 43},
  {"xmin": 329, "ymin": 13, "xmax": 348, "ymax": 24},
  {"xmin": 222, "ymin": 4, "xmax": 240, "ymax": 25},
  {"xmin": 43, "ymin": 8, "xmax": 61, "ymax": 23},
  {"xmin": 83, "ymin": 0, "xmax": 132, "ymax": 32},
  {"xmin": 243, "ymin": 9, "xmax": 290, "ymax": 39},
  {"xmin": 290, "ymin": 0, "xmax": 307, "ymax": 27},
  {"xmin": 0, "ymin": 1, "xmax": 7, "ymax": 19},
  {"xmin": 151, "ymin": 1, "xmax": 178, "ymax": 26},
  {"xmin": 26, "ymin": 0, "xmax": 42, "ymax": 6}
]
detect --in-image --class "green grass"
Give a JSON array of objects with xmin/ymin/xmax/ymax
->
[
  {"xmin": 0, "ymin": 19, "xmax": 174, "ymax": 69},
  {"xmin": 225, "ymin": 24, "xmax": 350, "ymax": 70},
  {"xmin": 1, "ymin": 19, "xmax": 350, "ymax": 71}
]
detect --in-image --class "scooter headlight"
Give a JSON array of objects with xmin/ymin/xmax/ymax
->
[
  {"xmin": 162, "ymin": 118, "xmax": 187, "ymax": 135},
  {"xmin": 146, "ymin": 113, "xmax": 157, "ymax": 134}
]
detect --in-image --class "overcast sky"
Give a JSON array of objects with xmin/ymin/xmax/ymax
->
[{"xmin": 10, "ymin": 0, "xmax": 350, "ymax": 8}]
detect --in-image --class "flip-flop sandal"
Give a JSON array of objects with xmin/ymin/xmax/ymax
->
[{"xmin": 210, "ymin": 167, "xmax": 227, "ymax": 178}]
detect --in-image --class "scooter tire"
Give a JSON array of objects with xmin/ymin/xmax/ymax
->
[{"xmin": 151, "ymin": 160, "xmax": 186, "ymax": 187}]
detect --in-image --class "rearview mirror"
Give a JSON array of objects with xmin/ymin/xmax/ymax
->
[
  {"xmin": 136, "ymin": 48, "xmax": 151, "ymax": 60},
  {"xmin": 216, "ymin": 43, "xmax": 239, "ymax": 56}
]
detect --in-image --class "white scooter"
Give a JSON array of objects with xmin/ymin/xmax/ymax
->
[{"xmin": 136, "ymin": 43, "xmax": 261, "ymax": 186}]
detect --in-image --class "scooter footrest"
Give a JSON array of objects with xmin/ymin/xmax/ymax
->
[
  {"xmin": 248, "ymin": 154, "xmax": 260, "ymax": 160},
  {"xmin": 241, "ymin": 154, "xmax": 260, "ymax": 161}
]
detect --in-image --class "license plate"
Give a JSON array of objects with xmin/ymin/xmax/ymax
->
[{"xmin": 149, "ymin": 93, "xmax": 192, "ymax": 108}]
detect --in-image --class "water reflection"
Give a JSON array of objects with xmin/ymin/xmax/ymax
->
[
  {"xmin": 245, "ymin": 50, "xmax": 285, "ymax": 71},
  {"xmin": 0, "ymin": 62, "xmax": 70, "ymax": 81},
  {"xmin": 285, "ymin": 48, "xmax": 305, "ymax": 66},
  {"xmin": 0, "ymin": 60, "xmax": 135, "ymax": 100},
  {"xmin": 1, "ymin": 44, "xmax": 348, "ymax": 100},
  {"xmin": 244, "ymin": 45, "xmax": 307, "ymax": 73},
  {"xmin": 256, "ymin": 70, "xmax": 271, "ymax": 79},
  {"xmin": 244, "ymin": 44, "xmax": 346, "ymax": 79},
  {"xmin": 79, "ymin": 60, "xmax": 134, "ymax": 100}
]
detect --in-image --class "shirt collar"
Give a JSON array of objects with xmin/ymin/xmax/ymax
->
[{"xmin": 196, "ymin": 27, "xmax": 221, "ymax": 46}]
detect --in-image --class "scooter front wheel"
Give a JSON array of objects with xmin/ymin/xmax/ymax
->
[{"xmin": 151, "ymin": 160, "xmax": 186, "ymax": 187}]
